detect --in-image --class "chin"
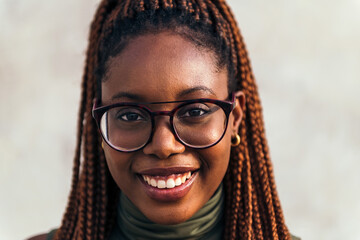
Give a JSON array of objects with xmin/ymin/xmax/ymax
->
[{"xmin": 139, "ymin": 200, "xmax": 198, "ymax": 225}]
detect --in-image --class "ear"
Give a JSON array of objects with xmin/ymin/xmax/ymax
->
[{"xmin": 230, "ymin": 91, "xmax": 245, "ymax": 133}]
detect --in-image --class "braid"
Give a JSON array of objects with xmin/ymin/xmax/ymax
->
[
  {"xmin": 54, "ymin": 1, "xmax": 118, "ymax": 239},
  {"xmin": 252, "ymin": 184, "xmax": 265, "ymax": 239},
  {"xmin": 56, "ymin": 0, "xmax": 291, "ymax": 239},
  {"xmin": 215, "ymin": 1, "xmax": 291, "ymax": 239}
]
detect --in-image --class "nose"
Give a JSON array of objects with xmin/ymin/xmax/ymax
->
[{"xmin": 142, "ymin": 116, "xmax": 185, "ymax": 159}]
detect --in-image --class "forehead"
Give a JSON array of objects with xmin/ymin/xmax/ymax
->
[{"xmin": 101, "ymin": 32, "xmax": 228, "ymax": 104}]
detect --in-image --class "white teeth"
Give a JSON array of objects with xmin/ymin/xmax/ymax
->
[
  {"xmin": 158, "ymin": 180, "xmax": 166, "ymax": 189},
  {"xmin": 142, "ymin": 171, "xmax": 194, "ymax": 189},
  {"xmin": 166, "ymin": 179, "xmax": 175, "ymax": 188},
  {"xmin": 175, "ymin": 177, "xmax": 182, "ymax": 186},
  {"xmin": 181, "ymin": 175, "xmax": 187, "ymax": 183},
  {"xmin": 150, "ymin": 178, "xmax": 157, "ymax": 187}
]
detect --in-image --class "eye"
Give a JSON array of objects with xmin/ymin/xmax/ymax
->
[
  {"xmin": 113, "ymin": 107, "xmax": 148, "ymax": 122},
  {"xmin": 120, "ymin": 112, "xmax": 144, "ymax": 121},
  {"xmin": 177, "ymin": 103, "xmax": 211, "ymax": 118},
  {"xmin": 183, "ymin": 108, "xmax": 207, "ymax": 117}
]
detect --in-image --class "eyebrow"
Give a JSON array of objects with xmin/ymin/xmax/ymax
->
[
  {"xmin": 111, "ymin": 92, "xmax": 143, "ymax": 101},
  {"xmin": 177, "ymin": 86, "xmax": 216, "ymax": 98},
  {"xmin": 111, "ymin": 86, "xmax": 216, "ymax": 101}
]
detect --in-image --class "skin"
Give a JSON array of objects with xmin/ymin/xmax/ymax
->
[{"xmin": 101, "ymin": 32, "xmax": 245, "ymax": 225}]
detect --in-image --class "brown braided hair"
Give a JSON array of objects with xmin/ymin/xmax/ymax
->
[{"xmin": 54, "ymin": 0, "xmax": 291, "ymax": 239}]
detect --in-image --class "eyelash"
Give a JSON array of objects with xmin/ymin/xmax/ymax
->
[
  {"xmin": 115, "ymin": 109, "xmax": 146, "ymax": 122},
  {"xmin": 178, "ymin": 106, "xmax": 210, "ymax": 118}
]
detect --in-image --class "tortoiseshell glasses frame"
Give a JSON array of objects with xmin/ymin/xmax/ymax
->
[{"xmin": 92, "ymin": 93, "xmax": 236, "ymax": 152}]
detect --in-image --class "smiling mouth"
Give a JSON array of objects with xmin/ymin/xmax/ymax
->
[
  {"xmin": 141, "ymin": 171, "xmax": 193, "ymax": 189},
  {"xmin": 137, "ymin": 168, "xmax": 199, "ymax": 201}
]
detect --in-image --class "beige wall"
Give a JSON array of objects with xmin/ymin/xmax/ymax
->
[{"xmin": 1, "ymin": 0, "xmax": 359, "ymax": 239}]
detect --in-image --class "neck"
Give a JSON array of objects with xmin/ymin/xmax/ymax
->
[{"xmin": 110, "ymin": 183, "xmax": 224, "ymax": 240}]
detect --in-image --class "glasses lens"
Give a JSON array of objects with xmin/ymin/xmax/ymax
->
[
  {"xmin": 173, "ymin": 102, "xmax": 227, "ymax": 147},
  {"xmin": 100, "ymin": 106, "xmax": 152, "ymax": 151}
]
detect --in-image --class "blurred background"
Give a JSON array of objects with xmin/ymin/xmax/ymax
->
[{"xmin": 0, "ymin": 0, "xmax": 359, "ymax": 239}]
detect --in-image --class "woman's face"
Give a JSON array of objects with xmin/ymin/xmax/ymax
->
[{"xmin": 101, "ymin": 32, "xmax": 244, "ymax": 225}]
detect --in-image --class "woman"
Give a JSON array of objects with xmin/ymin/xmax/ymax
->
[{"xmin": 29, "ymin": 0, "xmax": 298, "ymax": 239}]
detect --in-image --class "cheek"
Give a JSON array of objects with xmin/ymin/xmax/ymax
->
[
  {"xmin": 103, "ymin": 148, "xmax": 134, "ymax": 190},
  {"xmin": 199, "ymin": 130, "xmax": 232, "ymax": 183}
]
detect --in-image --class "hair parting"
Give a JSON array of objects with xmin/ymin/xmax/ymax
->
[{"xmin": 54, "ymin": 0, "xmax": 291, "ymax": 239}]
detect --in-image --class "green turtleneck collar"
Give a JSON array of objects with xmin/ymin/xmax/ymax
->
[{"xmin": 109, "ymin": 184, "xmax": 224, "ymax": 240}]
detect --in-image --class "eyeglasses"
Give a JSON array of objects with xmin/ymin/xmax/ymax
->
[{"xmin": 92, "ymin": 93, "xmax": 236, "ymax": 152}]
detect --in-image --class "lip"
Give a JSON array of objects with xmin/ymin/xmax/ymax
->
[
  {"xmin": 138, "ymin": 170, "xmax": 199, "ymax": 202},
  {"xmin": 138, "ymin": 167, "xmax": 199, "ymax": 176}
]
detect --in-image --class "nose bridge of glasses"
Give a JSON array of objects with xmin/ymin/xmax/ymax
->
[
  {"xmin": 149, "ymin": 110, "xmax": 178, "ymax": 146},
  {"xmin": 151, "ymin": 110, "xmax": 173, "ymax": 117},
  {"xmin": 151, "ymin": 111, "xmax": 174, "ymax": 131},
  {"xmin": 153, "ymin": 111, "xmax": 171, "ymax": 116}
]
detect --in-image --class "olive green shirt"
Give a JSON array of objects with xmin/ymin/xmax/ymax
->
[{"xmin": 46, "ymin": 229, "xmax": 300, "ymax": 239}]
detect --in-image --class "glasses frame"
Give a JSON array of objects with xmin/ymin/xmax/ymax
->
[{"xmin": 92, "ymin": 93, "xmax": 236, "ymax": 152}]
